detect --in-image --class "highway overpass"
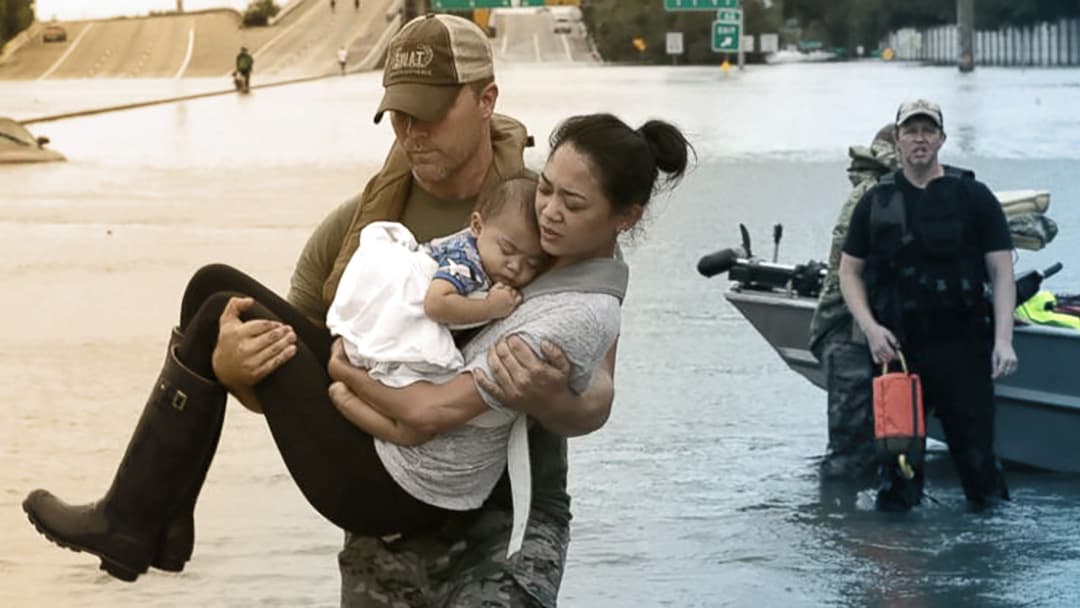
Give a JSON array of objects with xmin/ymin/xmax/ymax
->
[{"xmin": 0, "ymin": 1, "xmax": 596, "ymax": 83}]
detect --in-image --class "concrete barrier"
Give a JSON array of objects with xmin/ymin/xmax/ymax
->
[
  {"xmin": 385, "ymin": 0, "xmax": 404, "ymax": 22},
  {"xmin": 0, "ymin": 21, "xmax": 42, "ymax": 67}
]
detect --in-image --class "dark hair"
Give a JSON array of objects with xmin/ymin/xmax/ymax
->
[
  {"xmin": 475, "ymin": 169, "xmax": 539, "ymax": 232},
  {"xmin": 548, "ymin": 113, "xmax": 694, "ymax": 213}
]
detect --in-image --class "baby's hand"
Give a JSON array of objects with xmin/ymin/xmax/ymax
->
[{"xmin": 485, "ymin": 283, "xmax": 522, "ymax": 319}]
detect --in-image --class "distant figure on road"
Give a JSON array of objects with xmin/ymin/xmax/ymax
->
[
  {"xmin": 330, "ymin": 0, "xmax": 336, "ymax": 12},
  {"xmin": 354, "ymin": 0, "xmax": 360, "ymax": 11},
  {"xmin": 337, "ymin": 46, "xmax": 349, "ymax": 75},
  {"xmin": 234, "ymin": 46, "xmax": 253, "ymax": 92}
]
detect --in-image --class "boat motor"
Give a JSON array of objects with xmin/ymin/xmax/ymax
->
[
  {"xmin": 772, "ymin": 224, "xmax": 783, "ymax": 263},
  {"xmin": 696, "ymin": 223, "xmax": 827, "ymax": 297},
  {"xmin": 1015, "ymin": 262, "xmax": 1063, "ymax": 304},
  {"xmin": 696, "ymin": 224, "xmax": 752, "ymax": 278}
]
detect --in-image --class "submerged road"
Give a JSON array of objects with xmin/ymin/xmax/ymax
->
[
  {"xmin": 0, "ymin": 3, "xmax": 595, "ymax": 84},
  {"xmin": 0, "ymin": 0, "xmax": 399, "ymax": 82}
]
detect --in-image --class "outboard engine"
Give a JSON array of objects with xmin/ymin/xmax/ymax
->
[{"xmin": 697, "ymin": 223, "xmax": 826, "ymax": 297}]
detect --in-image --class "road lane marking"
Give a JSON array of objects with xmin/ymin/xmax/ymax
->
[
  {"xmin": 175, "ymin": 23, "xmax": 195, "ymax": 79},
  {"xmin": 533, "ymin": 33, "xmax": 540, "ymax": 62},
  {"xmin": 560, "ymin": 32, "xmax": 572, "ymax": 61},
  {"xmin": 38, "ymin": 22, "xmax": 95, "ymax": 80}
]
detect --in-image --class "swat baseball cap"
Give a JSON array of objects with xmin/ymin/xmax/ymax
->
[
  {"xmin": 374, "ymin": 14, "xmax": 494, "ymax": 124},
  {"xmin": 895, "ymin": 99, "xmax": 943, "ymax": 129}
]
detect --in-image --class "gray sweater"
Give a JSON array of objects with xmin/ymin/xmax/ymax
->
[{"xmin": 374, "ymin": 258, "xmax": 626, "ymax": 511}]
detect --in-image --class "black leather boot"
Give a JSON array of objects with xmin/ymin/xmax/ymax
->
[
  {"xmin": 148, "ymin": 327, "xmax": 226, "ymax": 573},
  {"xmin": 22, "ymin": 342, "xmax": 226, "ymax": 582}
]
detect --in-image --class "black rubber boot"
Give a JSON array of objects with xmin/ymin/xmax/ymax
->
[
  {"xmin": 149, "ymin": 327, "xmax": 226, "ymax": 573},
  {"xmin": 22, "ymin": 343, "xmax": 226, "ymax": 582},
  {"xmin": 150, "ymin": 407, "xmax": 224, "ymax": 572}
]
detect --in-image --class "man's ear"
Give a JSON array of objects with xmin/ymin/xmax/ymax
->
[{"xmin": 478, "ymin": 83, "xmax": 498, "ymax": 119}]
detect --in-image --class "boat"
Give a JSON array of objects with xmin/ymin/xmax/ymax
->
[
  {"xmin": 765, "ymin": 42, "xmax": 839, "ymax": 64},
  {"xmin": 765, "ymin": 49, "xmax": 838, "ymax": 64},
  {"xmin": 699, "ymin": 225, "xmax": 1080, "ymax": 473},
  {"xmin": 0, "ymin": 117, "xmax": 65, "ymax": 163}
]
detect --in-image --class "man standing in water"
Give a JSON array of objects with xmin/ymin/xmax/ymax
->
[
  {"xmin": 278, "ymin": 14, "xmax": 614, "ymax": 605},
  {"xmin": 838, "ymin": 99, "xmax": 1016, "ymax": 512}
]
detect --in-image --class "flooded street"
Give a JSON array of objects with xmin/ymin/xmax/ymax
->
[{"xmin": 3, "ymin": 61, "xmax": 1080, "ymax": 607}]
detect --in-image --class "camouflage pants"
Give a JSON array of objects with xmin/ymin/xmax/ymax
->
[
  {"xmin": 339, "ymin": 507, "xmax": 567, "ymax": 608},
  {"xmin": 818, "ymin": 324, "xmax": 876, "ymax": 480}
]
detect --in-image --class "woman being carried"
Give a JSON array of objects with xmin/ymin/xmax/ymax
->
[{"xmin": 22, "ymin": 113, "xmax": 692, "ymax": 580}]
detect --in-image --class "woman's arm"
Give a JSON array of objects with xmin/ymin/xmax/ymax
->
[
  {"xmin": 476, "ymin": 336, "xmax": 615, "ymax": 437},
  {"xmin": 328, "ymin": 339, "xmax": 488, "ymax": 435},
  {"xmin": 327, "ymin": 382, "xmax": 433, "ymax": 446}
]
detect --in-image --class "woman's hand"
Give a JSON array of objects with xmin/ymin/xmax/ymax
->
[
  {"xmin": 475, "ymin": 336, "xmax": 573, "ymax": 416},
  {"xmin": 212, "ymin": 296, "xmax": 296, "ymax": 388}
]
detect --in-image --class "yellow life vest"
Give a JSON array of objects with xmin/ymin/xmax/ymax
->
[{"xmin": 1015, "ymin": 290, "xmax": 1080, "ymax": 329}]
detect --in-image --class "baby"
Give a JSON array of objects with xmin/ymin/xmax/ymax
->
[{"xmin": 327, "ymin": 171, "xmax": 550, "ymax": 388}]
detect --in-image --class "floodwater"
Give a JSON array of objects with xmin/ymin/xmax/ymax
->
[{"xmin": 2, "ymin": 61, "xmax": 1080, "ymax": 607}]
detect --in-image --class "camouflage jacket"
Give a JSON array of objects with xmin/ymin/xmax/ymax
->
[{"xmin": 808, "ymin": 137, "xmax": 896, "ymax": 355}]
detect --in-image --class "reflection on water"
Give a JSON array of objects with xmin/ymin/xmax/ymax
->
[{"xmin": 3, "ymin": 62, "xmax": 1080, "ymax": 607}]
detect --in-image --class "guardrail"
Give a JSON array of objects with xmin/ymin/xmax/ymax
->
[{"xmin": 0, "ymin": 21, "xmax": 42, "ymax": 67}]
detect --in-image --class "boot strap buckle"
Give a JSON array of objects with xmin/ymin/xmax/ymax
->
[{"xmin": 171, "ymin": 390, "xmax": 188, "ymax": 411}]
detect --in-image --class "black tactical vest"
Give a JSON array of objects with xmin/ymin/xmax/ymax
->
[{"xmin": 863, "ymin": 167, "xmax": 989, "ymax": 336}]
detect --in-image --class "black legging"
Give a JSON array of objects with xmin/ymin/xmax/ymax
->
[{"xmin": 175, "ymin": 264, "xmax": 449, "ymax": 535}]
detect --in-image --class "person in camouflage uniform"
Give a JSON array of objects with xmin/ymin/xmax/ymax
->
[
  {"xmin": 323, "ymin": 16, "xmax": 622, "ymax": 607},
  {"xmin": 808, "ymin": 123, "xmax": 897, "ymax": 480}
]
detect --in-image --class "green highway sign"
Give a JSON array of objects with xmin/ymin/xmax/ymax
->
[
  {"xmin": 712, "ymin": 20, "xmax": 740, "ymax": 52},
  {"xmin": 432, "ymin": 0, "xmax": 545, "ymax": 9},
  {"xmin": 664, "ymin": 0, "xmax": 739, "ymax": 10},
  {"xmin": 716, "ymin": 8, "xmax": 741, "ymax": 22}
]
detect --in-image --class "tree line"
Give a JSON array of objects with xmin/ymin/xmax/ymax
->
[
  {"xmin": 0, "ymin": 0, "xmax": 33, "ymax": 47},
  {"xmin": 583, "ymin": 0, "xmax": 1080, "ymax": 64}
]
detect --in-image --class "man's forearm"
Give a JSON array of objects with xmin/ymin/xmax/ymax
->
[
  {"xmin": 529, "ymin": 372, "xmax": 612, "ymax": 437},
  {"xmin": 839, "ymin": 262, "xmax": 877, "ymax": 333},
  {"xmin": 988, "ymin": 257, "xmax": 1016, "ymax": 342},
  {"xmin": 529, "ymin": 344, "xmax": 616, "ymax": 438}
]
